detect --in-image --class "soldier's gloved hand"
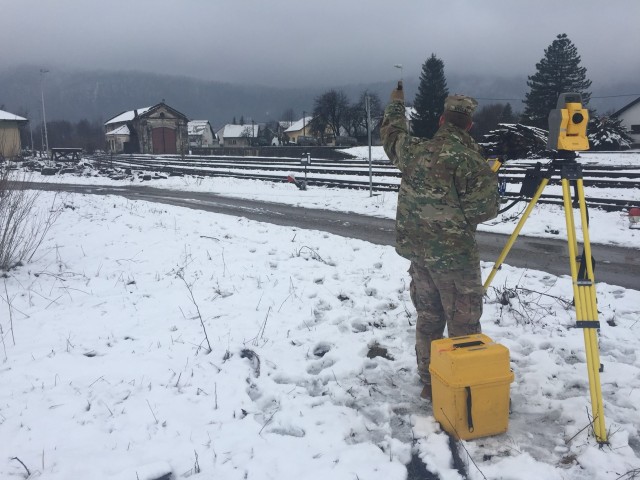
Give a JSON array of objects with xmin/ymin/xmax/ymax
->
[{"xmin": 390, "ymin": 80, "xmax": 404, "ymax": 103}]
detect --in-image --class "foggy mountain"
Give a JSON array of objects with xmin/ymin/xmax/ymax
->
[{"xmin": 0, "ymin": 66, "xmax": 636, "ymax": 128}]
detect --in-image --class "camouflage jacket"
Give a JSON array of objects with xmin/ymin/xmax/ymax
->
[{"xmin": 381, "ymin": 101, "xmax": 499, "ymax": 271}]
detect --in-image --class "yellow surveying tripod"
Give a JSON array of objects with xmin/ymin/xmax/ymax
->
[{"xmin": 483, "ymin": 93, "xmax": 608, "ymax": 444}]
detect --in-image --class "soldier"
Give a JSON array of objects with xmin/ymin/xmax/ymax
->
[{"xmin": 381, "ymin": 82, "xmax": 499, "ymax": 401}]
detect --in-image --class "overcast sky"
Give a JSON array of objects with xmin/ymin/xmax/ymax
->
[{"xmin": 3, "ymin": 0, "xmax": 639, "ymax": 89}]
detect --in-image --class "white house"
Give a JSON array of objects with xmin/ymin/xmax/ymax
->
[
  {"xmin": 105, "ymin": 124, "xmax": 131, "ymax": 154},
  {"xmin": 216, "ymin": 124, "xmax": 259, "ymax": 147},
  {"xmin": 284, "ymin": 116, "xmax": 313, "ymax": 143},
  {"xmin": 613, "ymin": 97, "xmax": 640, "ymax": 148},
  {"xmin": 188, "ymin": 120, "xmax": 217, "ymax": 149}
]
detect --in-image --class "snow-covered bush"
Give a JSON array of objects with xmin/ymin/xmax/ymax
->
[
  {"xmin": 587, "ymin": 115, "xmax": 632, "ymax": 151},
  {"xmin": 479, "ymin": 123, "xmax": 549, "ymax": 160}
]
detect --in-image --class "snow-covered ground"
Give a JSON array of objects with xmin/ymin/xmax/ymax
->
[
  {"xmin": 26, "ymin": 149, "xmax": 640, "ymax": 248},
  {"xmin": 1, "ymin": 151, "xmax": 639, "ymax": 479}
]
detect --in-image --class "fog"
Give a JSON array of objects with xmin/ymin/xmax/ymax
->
[{"xmin": 3, "ymin": 0, "xmax": 639, "ymax": 88}]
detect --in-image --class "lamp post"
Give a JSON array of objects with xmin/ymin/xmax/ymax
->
[
  {"xmin": 365, "ymin": 94, "xmax": 373, "ymax": 197},
  {"xmin": 40, "ymin": 68, "xmax": 50, "ymax": 154}
]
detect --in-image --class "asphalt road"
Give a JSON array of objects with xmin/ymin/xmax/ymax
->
[{"xmin": 22, "ymin": 182, "xmax": 640, "ymax": 290}]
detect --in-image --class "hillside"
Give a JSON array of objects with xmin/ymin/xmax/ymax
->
[{"xmin": 0, "ymin": 65, "xmax": 636, "ymax": 127}]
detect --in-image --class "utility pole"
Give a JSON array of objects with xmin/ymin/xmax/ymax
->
[
  {"xmin": 366, "ymin": 94, "xmax": 373, "ymax": 197},
  {"xmin": 29, "ymin": 121, "xmax": 34, "ymax": 154},
  {"xmin": 302, "ymin": 111, "xmax": 306, "ymax": 136},
  {"xmin": 40, "ymin": 68, "xmax": 50, "ymax": 153}
]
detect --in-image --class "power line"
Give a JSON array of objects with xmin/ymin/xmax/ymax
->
[
  {"xmin": 475, "ymin": 93, "xmax": 640, "ymax": 102},
  {"xmin": 590, "ymin": 93, "xmax": 640, "ymax": 99}
]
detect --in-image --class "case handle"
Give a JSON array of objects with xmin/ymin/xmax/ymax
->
[{"xmin": 465, "ymin": 386, "xmax": 474, "ymax": 433}]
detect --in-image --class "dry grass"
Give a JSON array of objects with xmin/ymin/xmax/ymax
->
[{"xmin": 0, "ymin": 169, "xmax": 62, "ymax": 270}]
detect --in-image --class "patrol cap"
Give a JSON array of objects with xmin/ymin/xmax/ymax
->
[{"xmin": 444, "ymin": 95, "xmax": 478, "ymax": 117}]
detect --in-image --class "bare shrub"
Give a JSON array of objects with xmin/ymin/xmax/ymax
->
[{"xmin": 0, "ymin": 169, "xmax": 62, "ymax": 270}]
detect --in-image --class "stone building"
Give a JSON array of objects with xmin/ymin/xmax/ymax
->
[{"xmin": 105, "ymin": 102, "xmax": 189, "ymax": 154}]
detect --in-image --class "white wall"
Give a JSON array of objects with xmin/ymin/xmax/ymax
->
[{"xmin": 618, "ymin": 101, "xmax": 640, "ymax": 146}]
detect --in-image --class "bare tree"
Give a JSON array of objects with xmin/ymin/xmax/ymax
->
[
  {"xmin": 311, "ymin": 89, "xmax": 350, "ymax": 142},
  {"xmin": 352, "ymin": 90, "xmax": 383, "ymax": 139},
  {"xmin": 280, "ymin": 108, "xmax": 296, "ymax": 125}
]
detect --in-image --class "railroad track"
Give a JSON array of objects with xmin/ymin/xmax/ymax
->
[{"xmin": 87, "ymin": 153, "xmax": 640, "ymax": 211}]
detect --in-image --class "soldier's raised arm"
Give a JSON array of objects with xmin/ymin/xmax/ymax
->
[{"xmin": 380, "ymin": 81, "xmax": 411, "ymax": 172}]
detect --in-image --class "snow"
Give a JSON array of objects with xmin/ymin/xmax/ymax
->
[
  {"xmin": 1, "ymin": 152, "xmax": 640, "ymax": 479},
  {"xmin": 219, "ymin": 124, "xmax": 259, "ymax": 139},
  {"xmin": 105, "ymin": 125, "xmax": 130, "ymax": 136},
  {"xmin": 284, "ymin": 117, "xmax": 313, "ymax": 133},
  {"xmin": 33, "ymin": 150, "xmax": 640, "ymax": 248},
  {"xmin": 188, "ymin": 120, "xmax": 212, "ymax": 136},
  {"xmin": 0, "ymin": 109, "xmax": 27, "ymax": 122},
  {"xmin": 105, "ymin": 107, "xmax": 152, "ymax": 125}
]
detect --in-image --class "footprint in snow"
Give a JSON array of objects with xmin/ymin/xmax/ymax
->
[
  {"xmin": 313, "ymin": 342, "xmax": 332, "ymax": 358},
  {"xmin": 306, "ymin": 356, "xmax": 336, "ymax": 375}
]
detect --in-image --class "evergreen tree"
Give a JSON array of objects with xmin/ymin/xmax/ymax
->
[
  {"xmin": 411, "ymin": 54, "xmax": 449, "ymax": 138},
  {"xmin": 523, "ymin": 33, "xmax": 592, "ymax": 128},
  {"xmin": 587, "ymin": 114, "xmax": 632, "ymax": 151},
  {"xmin": 499, "ymin": 103, "xmax": 517, "ymax": 124},
  {"xmin": 472, "ymin": 103, "xmax": 506, "ymax": 140}
]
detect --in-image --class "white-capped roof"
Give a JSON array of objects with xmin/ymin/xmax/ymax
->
[
  {"xmin": 284, "ymin": 116, "xmax": 312, "ymax": 133},
  {"xmin": 219, "ymin": 124, "xmax": 259, "ymax": 139},
  {"xmin": 0, "ymin": 109, "xmax": 27, "ymax": 122},
  {"xmin": 188, "ymin": 120, "xmax": 211, "ymax": 135},
  {"xmin": 106, "ymin": 125, "xmax": 130, "ymax": 136},
  {"xmin": 105, "ymin": 107, "xmax": 152, "ymax": 125}
]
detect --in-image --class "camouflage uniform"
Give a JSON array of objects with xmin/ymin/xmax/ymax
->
[{"xmin": 381, "ymin": 93, "xmax": 499, "ymax": 386}]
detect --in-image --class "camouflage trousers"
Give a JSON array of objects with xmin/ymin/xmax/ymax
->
[{"xmin": 409, "ymin": 261, "xmax": 483, "ymax": 385}]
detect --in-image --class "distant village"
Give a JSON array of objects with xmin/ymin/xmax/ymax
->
[
  {"xmin": 102, "ymin": 102, "xmax": 332, "ymax": 156},
  {"xmin": 0, "ymin": 98, "xmax": 392, "ymax": 160},
  {"xmin": 1, "ymin": 96, "xmax": 639, "ymax": 160}
]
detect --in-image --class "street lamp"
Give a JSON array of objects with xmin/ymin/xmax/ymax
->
[{"xmin": 40, "ymin": 68, "xmax": 50, "ymax": 153}]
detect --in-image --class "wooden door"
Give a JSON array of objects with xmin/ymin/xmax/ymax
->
[{"xmin": 152, "ymin": 127, "xmax": 177, "ymax": 154}]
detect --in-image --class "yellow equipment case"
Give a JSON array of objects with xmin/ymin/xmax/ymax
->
[{"xmin": 429, "ymin": 334, "xmax": 514, "ymax": 440}]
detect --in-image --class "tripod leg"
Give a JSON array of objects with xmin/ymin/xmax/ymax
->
[
  {"xmin": 562, "ymin": 178, "xmax": 608, "ymax": 444},
  {"xmin": 483, "ymin": 178, "xmax": 550, "ymax": 291}
]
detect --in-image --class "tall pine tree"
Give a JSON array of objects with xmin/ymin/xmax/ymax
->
[
  {"xmin": 411, "ymin": 54, "xmax": 448, "ymax": 138},
  {"xmin": 523, "ymin": 33, "xmax": 592, "ymax": 128}
]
